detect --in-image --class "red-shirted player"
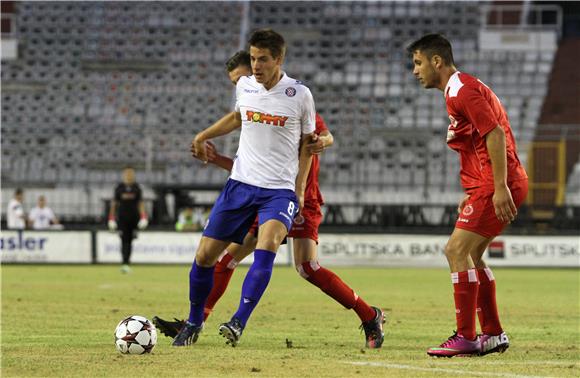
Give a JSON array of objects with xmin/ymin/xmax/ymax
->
[
  {"xmin": 154, "ymin": 51, "xmax": 385, "ymax": 349},
  {"xmin": 408, "ymin": 34, "xmax": 528, "ymax": 357}
]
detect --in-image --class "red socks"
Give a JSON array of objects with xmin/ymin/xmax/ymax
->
[
  {"xmin": 203, "ymin": 251, "xmax": 238, "ymax": 321},
  {"xmin": 299, "ymin": 261, "xmax": 376, "ymax": 323},
  {"xmin": 451, "ymin": 269, "xmax": 479, "ymax": 340},
  {"xmin": 476, "ymin": 268, "xmax": 503, "ymax": 335}
]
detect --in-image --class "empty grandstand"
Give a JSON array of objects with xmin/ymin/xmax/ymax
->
[{"xmin": 1, "ymin": 1, "xmax": 578, "ymax": 231}]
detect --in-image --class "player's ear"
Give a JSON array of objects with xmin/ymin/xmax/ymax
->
[{"xmin": 432, "ymin": 55, "xmax": 443, "ymax": 70}]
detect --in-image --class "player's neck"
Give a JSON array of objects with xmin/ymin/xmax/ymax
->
[
  {"xmin": 263, "ymin": 70, "xmax": 283, "ymax": 90},
  {"xmin": 437, "ymin": 66, "xmax": 458, "ymax": 92}
]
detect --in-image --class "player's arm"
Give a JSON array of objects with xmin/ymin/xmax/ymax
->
[
  {"xmin": 486, "ymin": 126, "xmax": 517, "ymax": 223},
  {"xmin": 295, "ymin": 133, "xmax": 314, "ymax": 211},
  {"xmin": 191, "ymin": 111, "xmax": 242, "ymax": 163},
  {"xmin": 108, "ymin": 200, "xmax": 118, "ymax": 230},
  {"xmin": 137, "ymin": 188, "xmax": 148, "ymax": 230},
  {"xmin": 108, "ymin": 186, "xmax": 120, "ymax": 230},
  {"xmin": 458, "ymin": 86, "xmax": 517, "ymax": 223},
  {"xmin": 199, "ymin": 141, "xmax": 234, "ymax": 172},
  {"xmin": 306, "ymin": 130, "xmax": 334, "ymax": 155}
]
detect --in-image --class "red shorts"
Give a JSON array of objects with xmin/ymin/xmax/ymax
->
[
  {"xmin": 246, "ymin": 203, "xmax": 322, "ymax": 242},
  {"xmin": 288, "ymin": 203, "xmax": 322, "ymax": 242},
  {"xmin": 455, "ymin": 179, "xmax": 528, "ymax": 238},
  {"xmin": 248, "ymin": 217, "xmax": 259, "ymax": 236}
]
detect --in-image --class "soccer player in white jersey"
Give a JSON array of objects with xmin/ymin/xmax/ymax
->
[
  {"xmin": 173, "ymin": 29, "xmax": 315, "ymax": 347},
  {"xmin": 7, "ymin": 188, "xmax": 26, "ymax": 230},
  {"xmin": 155, "ymin": 51, "xmax": 385, "ymax": 349},
  {"xmin": 28, "ymin": 195, "xmax": 60, "ymax": 230}
]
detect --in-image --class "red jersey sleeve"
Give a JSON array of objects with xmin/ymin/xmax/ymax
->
[
  {"xmin": 456, "ymin": 84, "xmax": 498, "ymax": 138},
  {"xmin": 315, "ymin": 113, "xmax": 329, "ymax": 135}
]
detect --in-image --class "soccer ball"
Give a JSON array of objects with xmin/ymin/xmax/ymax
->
[{"xmin": 114, "ymin": 315, "xmax": 157, "ymax": 354}]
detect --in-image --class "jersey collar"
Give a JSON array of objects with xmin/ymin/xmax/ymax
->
[
  {"xmin": 257, "ymin": 71, "xmax": 287, "ymax": 92},
  {"xmin": 444, "ymin": 71, "xmax": 461, "ymax": 97}
]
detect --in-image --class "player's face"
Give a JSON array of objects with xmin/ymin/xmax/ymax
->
[
  {"xmin": 38, "ymin": 196, "xmax": 46, "ymax": 207},
  {"xmin": 412, "ymin": 50, "xmax": 439, "ymax": 89},
  {"xmin": 228, "ymin": 64, "xmax": 252, "ymax": 86},
  {"xmin": 250, "ymin": 46, "xmax": 282, "ymax": 86},
  {"xmin": 122, "ymin": 168, "xmax": 135, "ymax": 184}
]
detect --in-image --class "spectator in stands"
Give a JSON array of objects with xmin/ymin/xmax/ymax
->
[
  {"xmin": 108, "ymin": 167, "xmax": 149, "ymax": 273},
  {"xmin": 7, "ymin": 188, "xmax": 26, "ymax": 230},
  {"xmin": 28, "ymin": 195, "xmax": 61, "ymax": 230},
  {"xmin": 175, "ymin": 206, "xmax": 205, "ymax": 232}
]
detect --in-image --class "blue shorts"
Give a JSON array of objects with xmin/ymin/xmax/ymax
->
[{"xmin": 203, "ymin": 179, "xmax": 299, "ymax": 244}]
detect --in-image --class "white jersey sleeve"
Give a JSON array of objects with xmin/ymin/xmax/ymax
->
[
  {"xmin": 234, "ymin": 77, "xmax": 247, "ymax": 113},
  {"xmin": 301, "ymin": 87, "xmax": 316, "ymax": 135}
]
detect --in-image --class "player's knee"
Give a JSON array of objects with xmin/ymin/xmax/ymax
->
[
  {"xmin": 258, "ymin": 234, "xmax": 285, "ymax": 252},
  {"xmin": 473, "ymin": 257, "xmax": 486, "ymax": 269},
  {"xmin": 295, "ymin": 264, "xmax": 309, "ymax": 279},
  {"xmin": 444, "ymin": 239, "xmax": 469, "ymax": 260},
  {"xmin": 195, "ymin": 247, "xmax": 217, "ymax": 266}
]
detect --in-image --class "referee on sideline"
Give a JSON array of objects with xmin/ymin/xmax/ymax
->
[{"xmin": 108, "ymin": 167, "xmax": 148, "ymax": 273}]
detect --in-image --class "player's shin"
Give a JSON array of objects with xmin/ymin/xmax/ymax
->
[
  {"xmin": 188, "ymin": 261, "xmax": 215, "ymax": 326},
  {"xmin": 298, "ymin": 260, "xmax": 375, "ymax": 322},
  {"xmin": 203, "ymin": 251, "xmax": 239, "ymax": 321},
  {"xmin": 231, "ymin": 249, "xmax": 276, "ymax": 327},
  {"xmin": 452, "ymin": 269, "xmax": 479, "ymax": 340},
  {"xmin": 476, "ymin": 267, "xmax": 503, "ymax": 335}
]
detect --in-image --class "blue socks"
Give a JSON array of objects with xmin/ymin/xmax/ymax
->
[
  {"xmin": 232, "ymin": 249, "xmax": 276, "ymax": 327},
  {"xmin": 187, "ymin": 261, "xmax": 214, "ymax": 325}
]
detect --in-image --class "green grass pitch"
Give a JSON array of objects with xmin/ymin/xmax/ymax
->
[{"xmin": 2, "ymin": 265, "xmax": 579, "ymax": 377}]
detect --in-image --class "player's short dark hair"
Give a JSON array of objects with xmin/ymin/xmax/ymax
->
[
  {"xmin": 248, "ymin": 28, "xmax": 286, "ymax": 59},
  {"xmin": 15, "ymin": 188, "xmax": 23, "ymax": 195},
  {"xmin": 226, "ymin": 50, "xmax": 251, "ymax": 72},
  {"xmin": 407, "ymin": 34, "xmax": 455, "ymax": 66}
]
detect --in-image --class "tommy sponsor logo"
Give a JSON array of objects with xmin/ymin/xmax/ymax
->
[
  {"xmin": 457, "ymin": 217, "xmax": 470, "ymax": 223},
  {"xmin": 462, "ymin": 204, "xmax": 474, "ymax": 216},
  {"xmin": 285, "ymin": 87, "xmax": 296, "ymax": 97},
  {"xmin": 244, "ymin": 89, "xmax": 259, "ymax": 93},
  {"xmin": 246, "ymin": 111, "xmax": 288, "ymax": 127}
]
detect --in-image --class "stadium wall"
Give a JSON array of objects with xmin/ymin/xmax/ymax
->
[{"xmin": 1, "ymin": 230, "xmax": 578, "ymax": 268}]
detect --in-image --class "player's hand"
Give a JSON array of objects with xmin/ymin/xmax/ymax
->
[
  {"xmin": 108, "ymin": 219, "xmax": 117, "ymax": 231},
  {"xmin": 191, "ymin": 135, "xmax": 208, "ymax": 163},
  {"xmin": 204, "ymin": 141, "xmax": 219, "ymax": 162},
  {"xmin": 457, "ymin": 194, "xmax": 470, "ymax": 214},
  {"xmin": 138, "ymin": 217, "xmax": 149, "ymax": 230},
  {"xmin": 305, "ymin": 134, "xmax": 324, "ymax": 155},
  {"xmin": 493, "ymin": 185, "xmax": 517, "ymax": 223},
  {"xmin": 296, "ymin": 194, "xmax": 305, "ymax": 216}
]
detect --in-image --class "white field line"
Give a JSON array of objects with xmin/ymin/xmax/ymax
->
[
  {"xmin": 425, "ymin": 361, "xmax": 579, "ymax": 366},
  {"xmin": 345, "ymin": 361, "xmax": 561, "ymax": 378}
]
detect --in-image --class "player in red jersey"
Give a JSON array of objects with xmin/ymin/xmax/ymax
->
[
  {"xmin": 408, "ymin": 34, "xmax": 528, "ymax": 357},
  {"xmin": 154, "ymin": 51, "xmax": 385, "ymax": 348}
]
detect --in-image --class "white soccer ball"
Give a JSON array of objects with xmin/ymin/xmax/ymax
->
[{"xmin": 114, "ymin": 315, "xmax": 157, "ymax": 354}]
